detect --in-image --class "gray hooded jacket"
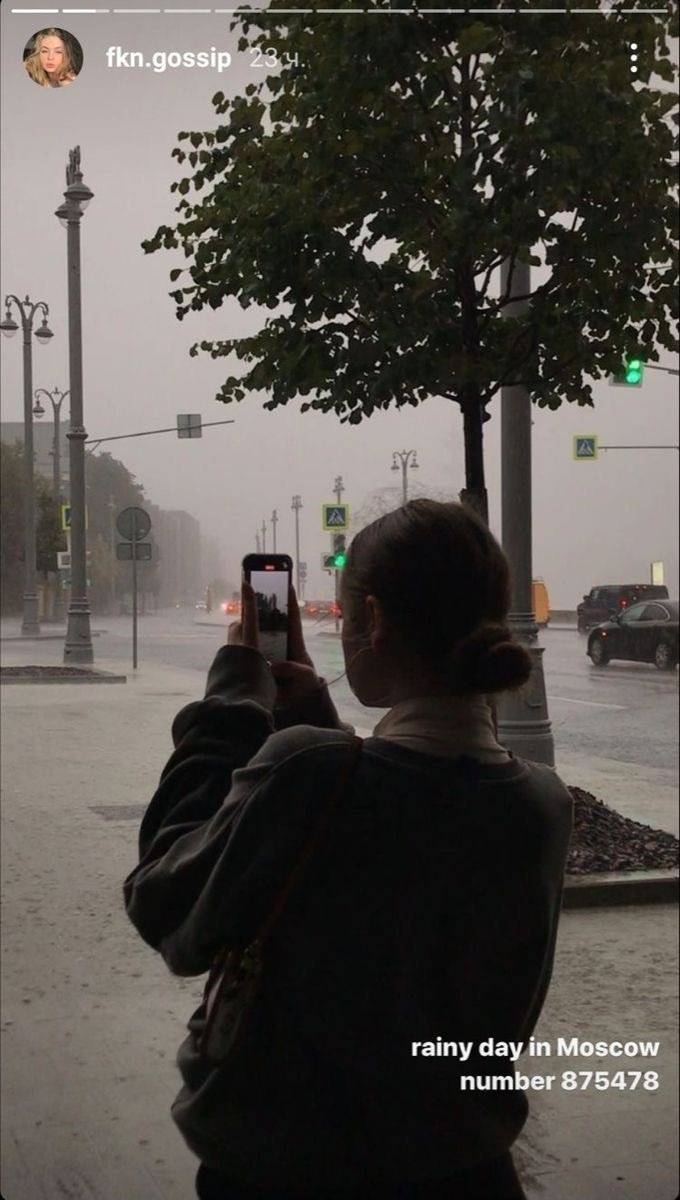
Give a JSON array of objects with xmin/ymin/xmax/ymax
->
[{"xmin": 124, "ymin": 645, "xmax": 572, "ymax": 1194}]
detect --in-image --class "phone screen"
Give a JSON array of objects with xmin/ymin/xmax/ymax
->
[{"xmin": 249, "ymin": 569, "xmax": 289, "ymax": 663}]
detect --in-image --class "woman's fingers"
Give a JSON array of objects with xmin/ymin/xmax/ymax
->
[
  {"xmin": 240, "ymin": 581, "xmax": 260, "ymax": 650},
  {"xmin": 270, "ymin": 660, "xmax": 320, "ymax": 704},
  {"xmin": 288, "ymin": 586, "xmax": 314, "ymax": 666},
  {"xmin": 227, "ymin": 620, "xmax": 242, "ymax": 646}
]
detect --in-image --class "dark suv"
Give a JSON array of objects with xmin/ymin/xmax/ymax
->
[{"xmin": 577, "ymin": 584, "xmax": 669, "ymax": 633}]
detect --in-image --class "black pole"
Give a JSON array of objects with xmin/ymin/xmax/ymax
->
[{"xmin": 132, "ymin": 515, "xmax": 138, "ymax": 670}]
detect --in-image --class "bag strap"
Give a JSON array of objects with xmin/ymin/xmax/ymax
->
[{"xmin": 251, "ymin": 734, "xmax": 363, "ymax": 950}]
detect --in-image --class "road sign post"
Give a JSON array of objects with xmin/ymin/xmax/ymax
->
[
  {"xmin": 132, "ymin": 523, "xmax": 138, "ymax": 669},
  {"xmin": 116, "ymin": 506, "xmax": 152, "ymax": 669}
]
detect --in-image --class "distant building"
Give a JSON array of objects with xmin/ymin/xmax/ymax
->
[{"xmin": 146, "ymin": 504, "xmax": 201, "ymax": 606}]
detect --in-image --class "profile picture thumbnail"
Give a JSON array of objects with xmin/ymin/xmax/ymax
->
[{"xmin": 23, "ymin": 28, "xmax": 83, "ymax": 89}]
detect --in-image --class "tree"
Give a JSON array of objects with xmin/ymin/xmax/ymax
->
[
  {"xmin": 1, "ymin": 440, "xmax": 64, "ymax": 614},
  {"xmin": 143, "ymin": 4, "xmax": 678, "ymax": 520},
  {"xmin": 350, "ymin": 483, "xmax": 457, "ymax": 538},
  {"xmin": 84, "ymin": 451, "xmax": 159, "ymax": 611},
  {"xmin": 1, "ymin": 441, "xmax": 25, "ymax": 612}
]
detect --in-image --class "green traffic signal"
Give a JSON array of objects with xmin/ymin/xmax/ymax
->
[
  {"xmin": 331, "ymin": 533, "xmax": 346, "ymax": 568},
  {"xmin": 610, "ymin": 356, "xmax": 644, "ymax": 388},
  {"xmin": 625, "ymin": 358, "xmax": 643, "ymax": 385}
]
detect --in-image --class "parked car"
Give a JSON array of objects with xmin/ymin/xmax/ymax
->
[
  {"xmin": 587, "ymin": 600, "xmax": 678, "ymax": 670},
  {"xmin": 577, "ymin": 584, "xmax": 669, "ymax": 633},
  {"xmin": 195, "ymin": 600, "xmax": 208, "ymax": 611}
]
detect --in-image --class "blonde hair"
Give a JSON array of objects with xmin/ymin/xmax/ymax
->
[{"xmin": 24, "ymin": 29, "xmax": 75, "ymax": 87}]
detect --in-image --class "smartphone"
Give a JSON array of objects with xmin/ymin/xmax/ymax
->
[{"xmin": 242, "ymin": 554, "xmax": 293, "ymax": 663}]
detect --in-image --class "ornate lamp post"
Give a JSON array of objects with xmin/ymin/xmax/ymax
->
[
  {"xmin": 33, "ymin": 386, "xmax": 70, "ymax": 623},
  {"xmin": 55, "ymin": 146, "xmax": 94, "ymax": 663},
  {"xmin": 391, "ymin": 449, "xmax": 419, "ymax": 504},
  {"xmin": 1, "ymin": 295, "xmax": 54, "ymax": 635},
  {"xmin": 33, "ymin": 386, "xmax": 69, "ymax": 503}
]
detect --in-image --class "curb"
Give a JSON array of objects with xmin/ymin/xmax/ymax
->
[
  {"xmin": 1, "ymin": 669, "xmax": 127, "ymax": 685},
  {"xmin": 563, "ymin": 871, "xmax": 678, "ymax": 908},
  {"xmin": 1, "ymin": 630, "xmax": 106, "ymax": 642}
]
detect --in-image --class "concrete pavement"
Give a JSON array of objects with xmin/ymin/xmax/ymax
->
[{"xmin": 1, "ymin": 642, "xmax": 678, "ymax": 1199}]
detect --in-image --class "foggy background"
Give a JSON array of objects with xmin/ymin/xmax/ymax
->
[{"xmin": 2, "ymin": 7, "xmax": 678, "ymax": 606}]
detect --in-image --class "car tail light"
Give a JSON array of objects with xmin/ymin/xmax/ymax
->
[{"xmin": 620, "ymin": 598, "xmax": 628, "ymax": 608}]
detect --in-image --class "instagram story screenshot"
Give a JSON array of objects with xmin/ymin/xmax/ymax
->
[{"xmin": 0, "ymin": 3, "xmax": 678, "ymax": 1200}]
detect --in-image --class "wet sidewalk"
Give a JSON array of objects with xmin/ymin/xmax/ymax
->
[{"xmin": 1, "ymin": 648, "xmax": 678, "ymax": 1200}]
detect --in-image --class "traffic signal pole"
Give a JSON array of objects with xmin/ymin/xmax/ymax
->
[
  {"xmin": 495, "ymin": 258, "xmax": 555, "ymax": 766},
  {"xmin": 333, "ymin": 475, "xmax": 344, "ymax": 632},
  {"xmin": 291, "ymin": 496, "xmax": 302, "ymax": 597}
]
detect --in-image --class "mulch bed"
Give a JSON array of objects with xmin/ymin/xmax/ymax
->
[
  {"xmin": 2, "ymin": 666, "xmax": 97, "ymax": 678},
  {"xmin": 1, "ymin": 665, "xmax": 125, "ymax": 684},
  {"xmin": 567, "ymin": 786, "xmax": 679, "ymax": 874}
]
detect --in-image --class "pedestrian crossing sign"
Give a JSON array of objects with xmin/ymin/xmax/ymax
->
[
  {"xmin": 322, "ymin": 504, "xmax": 349, "ymax": 530},
  {"xmin": 573, "ymin": 435, "xmax": 599, "ymax": 461}
]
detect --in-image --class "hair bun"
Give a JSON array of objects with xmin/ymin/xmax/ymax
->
[{"xmin": 448, "ymin": 624, "xmax": 532, "ymax": 694}]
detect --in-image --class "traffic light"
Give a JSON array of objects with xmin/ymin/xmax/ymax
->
[
  {"xmin": 331, "ymin": 533, "xmax": 347, "ymax": 569},
  {"xmin": 624, "ymin": 357, "xmax": 644, "ymax": 385},
  {"xmin": 611, "ymin": 356, "xmax": 644, "ymax": 387}
]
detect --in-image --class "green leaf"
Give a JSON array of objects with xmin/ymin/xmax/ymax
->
[{"xmin": 456, "ymin": 23, "xmax": 496, "ymax": 57}]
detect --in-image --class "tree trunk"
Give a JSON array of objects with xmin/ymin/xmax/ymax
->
[{"xmin": 459, "ymin": 394, "xmax": 488, "ymax": 525}]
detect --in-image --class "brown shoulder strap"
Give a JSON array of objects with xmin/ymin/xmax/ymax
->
[{"xmin": 254, "ymin": 735, "xmax": 363, "ymax": 948}]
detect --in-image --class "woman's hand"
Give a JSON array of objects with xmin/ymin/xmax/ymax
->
[
  {"xmin": 227, "ymin": 581, "xmax": 259, "ymax": 650},
  {"xmin": 227, "ymin": 583, "xmax": 321, "ymax": 700}
]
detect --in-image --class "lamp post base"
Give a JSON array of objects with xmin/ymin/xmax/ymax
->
[
  {"xmin": 21, "ymin": 593, "xmax": 41, "ymax": 637},
  {"xmin": 64, "ymin": 600, "xmax": 94, "ymax": 664},
  {"xmin": 496, "ymin": 626, "xmax": 555, "ymax": 767}
]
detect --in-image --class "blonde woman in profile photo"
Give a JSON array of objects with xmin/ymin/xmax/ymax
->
[{"xmin": 24, "ymin": 28, "xmax": 80, "ymax": 88}]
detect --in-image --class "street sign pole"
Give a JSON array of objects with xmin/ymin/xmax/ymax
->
[
  {"xmin": 117, "ymin": 506, "xmax": 151, "ymax": 670},
  {"xmin": 132, "ymin": 516, "xmax": 138, "ymax": 670}
]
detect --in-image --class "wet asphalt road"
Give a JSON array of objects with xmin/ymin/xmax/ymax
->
[{"xmin": 89, "ymin": 607, "xmax": 678, "ymax": 774}]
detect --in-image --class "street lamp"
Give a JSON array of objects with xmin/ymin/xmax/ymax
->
[
  {"xmin": 391, "ymin": 449, "xmax": 419, "ymax": 504},
  {"xmin": 1, "ymin": 294, "xmax": 54, "ymax": 635},
  {"xmin": 34, "ymin": 386, "xmax": 70, "ymax": 622},
  {"xmin": 33, "ymin": 386, "xmax": 70, "ymax": 504},
  {"xmin": 57, "ymin": 145, "xmax": 94, "ymax": 664}
]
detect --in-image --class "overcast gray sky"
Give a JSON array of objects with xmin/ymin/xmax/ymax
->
[{"xmin": 1, "ymin": 6, "xmax": 678, "ymax": 606}]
